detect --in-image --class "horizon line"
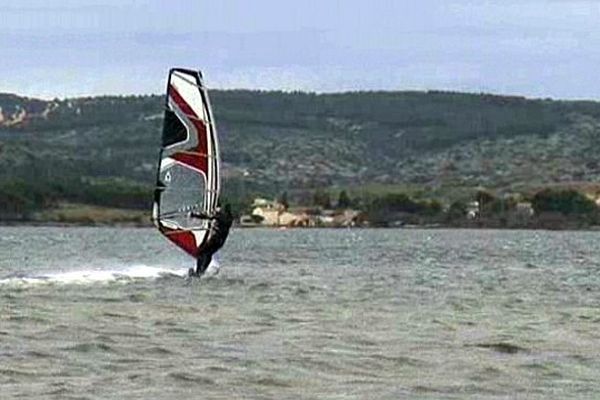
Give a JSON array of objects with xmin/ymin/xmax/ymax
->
[{"xmin": 3, "ymin": 87, "xmax": 600, "ymax": 104}]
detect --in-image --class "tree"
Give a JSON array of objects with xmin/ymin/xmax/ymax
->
[
  {"xmin": 313, "ymin": 189, "xmax": 331, "ymax": 209},
  {"xmin": 475, "ymin": 189, "xmax": 496, "ymax": 215},
  {"xmin": 423, "ymin": 199, "xmax": 443, "ymax": 216},
  {"xmin": 475, "ymin": 189, "xmax": 495, "ymax": 208},
  {"xmin": 532, "ymin": 189, "xmax": 598, "ymax": 215},
  {"xmin": 447, "ymin": 200, "xmax": 467, "ymax": 220},
  {"xmin": 337, "ymin": 190, "xmax": 351, "ymax": 209},
  {"xmin": 366, "ymin": 193, "xmax": 422, "ymax": 226},
  {"xmin": 278, "ymin": 191, "xmax": 289, "ymax": 210},
  {"xmin": 488, "ymin": 197, "xmax": 517, "ymax": 214}
]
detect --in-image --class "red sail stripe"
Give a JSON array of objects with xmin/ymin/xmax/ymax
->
[
  {"xmin": 161, "ymin": 227, "xmax": 198, "ymax": 257},
  {"xmin": 169, "ymin": 83, "xmax": 199, "ymax": 119},
  {"xmin": 168, "ymin": 84, "xmax": 209, "ymax": 174}
]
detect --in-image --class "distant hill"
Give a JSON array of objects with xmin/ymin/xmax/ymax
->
[{"xmin": 1, "ymin": 90, "xmax": 600, "ymax": 210}]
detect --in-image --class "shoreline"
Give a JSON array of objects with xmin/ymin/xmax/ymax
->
[{"xmin": 2, "ymin": 220, "xmax": 600, "ymax": 232}]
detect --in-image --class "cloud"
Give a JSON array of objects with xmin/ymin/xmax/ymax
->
[{"xmin": 2, "ymin": 0, "xmax": 600, "ymax": 99}]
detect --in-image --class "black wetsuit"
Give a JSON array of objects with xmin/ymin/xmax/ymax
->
[{"xmin": 191, "ymin": 206, "xmax": 233, "ymax": 276}]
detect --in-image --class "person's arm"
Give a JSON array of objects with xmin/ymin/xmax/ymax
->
[{"xmin": 189, "ymin": 210, "xmax": 214, "ymax": 219}]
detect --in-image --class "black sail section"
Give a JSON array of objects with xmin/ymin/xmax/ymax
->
[{"xmin": 162, "ymin": 109, "xmax": 187, "ymax": 147}]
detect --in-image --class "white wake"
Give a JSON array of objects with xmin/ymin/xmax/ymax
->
[
  {"xmin": 0, "ymin": 265, "xmax": 187, "ymax": 286},
  {"xmin": 0, "ymin": 258, "xmax": 221, "ymax": 287}
]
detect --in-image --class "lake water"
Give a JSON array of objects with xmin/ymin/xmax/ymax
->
[{"xmin": 1, "ymin": 227, "xmax": 599, "ymax": 399}]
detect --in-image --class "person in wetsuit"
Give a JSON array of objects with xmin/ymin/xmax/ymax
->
[{"xmin": 188, "ymin": 203, "xmax": 234, "ymax": 276}]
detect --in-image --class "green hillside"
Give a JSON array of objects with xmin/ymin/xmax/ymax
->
[{"xmin": 1, "ymin": 90, "xmax": 599, "ymax": 220}]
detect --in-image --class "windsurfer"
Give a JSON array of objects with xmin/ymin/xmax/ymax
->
[{"xmin": 188, "ymin": 203, "xmax": 234, "ymax": 276}]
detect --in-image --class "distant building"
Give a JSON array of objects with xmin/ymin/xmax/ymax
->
[
  {"xmin": 251, "ymin": 197, "xmax": 283, "ymax": 210},
  {"xmin": 332, "ymin": 209, "xmax": 363, "ymax": 227},
  {"xmin": 466, "ymin": 201, "xmax": 479, "ymax": 219},
  {"xmin": 317, "ymin": 215, "xmax": 335, "ymax": 225},
  {"xmin": 589, "ymin": 193, "xmax": 600, "ymax": 207},
  {"xmin": 250, "ymin": 197, "xmax": 294, "ymax": 226},
  {"xmin": 279, "ymin": 211, "xmax": 302, "ymax": 226},
  {"xmin": 246, "ymin": 197, "xmax": 363, "ymax": 228},
  {"xmin": 239, "ymin": 214, "xmax": 262, "ymax": 227},
  {"xmin": 252, "ymin": 207, "xmax": 280, "ymax": 226},
  {"xmin": 251, "ymin": 198, "xmax": 284, "ymax": 224},
  {"xmin": 515, "ymin": 202, "xmax": 534, "ymax": 217}
]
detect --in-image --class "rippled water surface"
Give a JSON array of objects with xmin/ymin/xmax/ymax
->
[{"xmin": 1, "ymin": 227, "xmax": 600, "ymax": 399}]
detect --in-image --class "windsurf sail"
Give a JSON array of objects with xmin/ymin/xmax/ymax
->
[{"xmin": 152, "ymin": 68, "xmax": 220, "ymax": 257}]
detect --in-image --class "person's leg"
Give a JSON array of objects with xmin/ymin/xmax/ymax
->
[
  {"xmin": 195, "ymin": 252, "xmax": 213, "ymax": 275},
  {"xmin": 195, "ymin": 232, "xmax": 223, "ymax": 275}
]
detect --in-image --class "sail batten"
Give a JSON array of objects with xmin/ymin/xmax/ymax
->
[{"xmin": 153, "ymin": 68, "xmax": 220, "ymax": 257}]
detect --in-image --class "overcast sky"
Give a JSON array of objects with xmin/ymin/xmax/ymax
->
[{"xmin": 2, "ymin": 0, "xmax": 600, "ymax": 99}]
